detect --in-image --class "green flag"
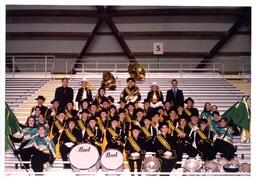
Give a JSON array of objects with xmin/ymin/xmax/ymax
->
[
  {"xmin": 5, "ymin": 102, "xmax": 21, "ymax": 150},
  {"xmin": 222, "ymin": 97, "xmax": 250, "ymax": 131}
]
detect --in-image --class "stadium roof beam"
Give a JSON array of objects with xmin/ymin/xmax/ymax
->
[{"xmin": 196, "ymin": 15, "xmax": 249, "ymax": 69}]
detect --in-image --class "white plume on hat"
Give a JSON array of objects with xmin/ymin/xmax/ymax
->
[{"xmin": 151, "ymin": 81, "xmax": 158, "ymax": 85}]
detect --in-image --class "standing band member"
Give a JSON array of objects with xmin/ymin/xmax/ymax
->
[
  {"xmin": 154, "ymin": 122, "xmax": 177, "ymax": 173},
  {"xmin": 147, "ymin": 82, "xmax": 164, "ymax": 108},
  {"xmin": 125, "ymin": 126, "xmax": 146, "ymax": 173},
  {"xmin": 46, "ymin": 99, "xmax": 60, "ymax": 128},
  {"xmin": 75, "ymin": 79, "xmax": 93, "ymax": 109},
  {"xmin": 54, "ymin": 78, "xmax": 74, "ymax": 111},
  {"xmin": 166, "ymin": 79, "xmax": 184, "ymax": 108}
]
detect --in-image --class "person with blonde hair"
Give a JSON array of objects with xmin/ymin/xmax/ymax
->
[{"xmin": 147, "ymin": 82, "xmax": 164, "ymax": 108}]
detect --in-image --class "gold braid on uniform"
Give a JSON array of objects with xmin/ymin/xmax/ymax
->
[
  {"xmin": 64, "ymin": 129, "xmax": 77, "ymax": 143},
  {"xmin": 141, "ymin": 127, "xmax": 151, "ymax": 138},
  {"xmin": 127, "ymin": 137, "xmax": 141, "ymax": 152},
  {"xmin": 157, "ymin": 135, "xmax": 171, "ymax": 151}
]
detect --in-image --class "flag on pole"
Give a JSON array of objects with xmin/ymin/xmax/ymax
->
[
  {"xmin": 5, "ymin": 102, "xmax": 21, "ymax": 150},
  {"xmin": 222, "ymin": 97, "xmax": 250, "ymax": 141}
]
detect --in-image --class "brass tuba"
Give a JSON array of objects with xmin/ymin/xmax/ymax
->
[
  {"xmin": 101, "ymin": 71, "xmax": 116, "ymax": 90},
  {"xmin": 128, "ymin": 60, "xmax": 145, "ymax": 81}
]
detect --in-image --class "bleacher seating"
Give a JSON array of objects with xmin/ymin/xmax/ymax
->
[
  {"xmin": 5, "ymin": 78, "xmax": 50, "ymax": 111},
  {"xmin": 5, "ymin": 73, "xmax": 250, "ymax": 175}
]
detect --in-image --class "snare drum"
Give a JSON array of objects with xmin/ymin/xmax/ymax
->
[
  {"xmin": 69, "ymin": 143, "xmax": 100, "ymax": 172},
  {"xmin": 101, "ymin": 149, "xmax": 124, "ymax": 172}
]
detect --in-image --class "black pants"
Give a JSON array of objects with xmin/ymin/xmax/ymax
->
[
  {"xmin": 197, "ymin": 143, "xmax": 215, "ymax": 161},
  {"xmin": 19, "ymin": 147, "xmax": 50, "ymax": 172},
  {"xmin": 175, "ymin": 143, "xmax": 198, "ymax": 162},
  {"xmin": 160, "ymin": 158, "xmax": 177, "ymax": 173},
  {"xmin": 213, "ymin": 139, "xmax": 235, "ymax": 160},
  {"xmin": 60, "ymin": 144, "xmax": 72, "ymax": 168},
  {"xmin": 128, "ymin": 159, "xmax": 142, "ymax": 172}
]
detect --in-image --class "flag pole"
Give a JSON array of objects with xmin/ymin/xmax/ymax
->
[{"xmin": 7, "ymin": 135, "xmax": 30, "ymax": 174}]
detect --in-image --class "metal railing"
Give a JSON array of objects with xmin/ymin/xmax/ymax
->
[
  {"xmin": 6, "ymin": 55, "xmax": 55, "ymax": 77},
  {"xmin": 5, "ymin": 56, "xmax": 251, "ymax": 78}
]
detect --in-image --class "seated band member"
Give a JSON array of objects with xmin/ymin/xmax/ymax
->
[
  {"xmin": 94, "ymin": 87, "xmax": 108, "ymax": 106},
  {"xmin": 109, "ymin": 105, "xmax": 117, "ymax": 121},
  {"xmin": 173, "ymin": 117, "xmax": 198, "ymax": 165},
  {"xmin": 142, "ymin": 99, "xmax": 153, "ymax": 117},
  {"xmin": 32, "ymin": 106, "xmax": 41, "ymax": 126},
  {"xmin": 75, "ymin": 79, "xmax": 93, "ymax": 109},
  {"xmin": 59, "ymin": 118, "xmax": 82, "ymax": 169},
  {"xmin": 154, "ymin": 122, "xmax": 177, "ymax": 173},
  {"xmin": 125, "ymin": 125, "xmax": 146, "ymax": 173},
  {"xmin": 184, "ymin": 97, "xmax": 199, "ymax": 118},
  {"xmin": 120, "ymin": 77, "xmax": 141, "ymax": 103},
  {"xmin": 200, "ymin": 102, "xmax": 213, "ymax": 121},
  {"xmin": 119, "ymin": 109, "xmax": 130, "ymax": 139},
  {"xmin": 84, "ymin": 116, "xmax": 103, "ymax": 154},
  {"xmin": 117, "ymin": 99, "xmax": 127, "ymax": 112},
  {"xmin": 76, "ymin": 109, "xmax": 90, "ymax": 137},
  {"xmin": 187, "ymin": 112, "xmax": 200, "ymax": 148},
  {"xmin": 79, "ymin": 99, "xmax": 91, "ymax": 112},
  {"xmin": 213, "ymin": 117, "xmax": 235, "ymax": 161},
  {"xmin": 46, "ymin": 98, "xmax": 60, "ymax": 128},
  {"xmin": 31, "ymin": 95, "xmax": 48, "ymax": 116},
  {"xmin": 65, "ymin": 101, "xmax": 78, "ymax": 120},
  {"xmin": 196, "ymin": 119, "xmax": 215, "ymax": 161},
  {"xmin": 18, "ymin": 125, "xmax": 55, "ymax": 172},
  {"xmin": 147, "ymin": 82, "xmax": 164, "ymax": 108},
  {"xmin": 133, "ymin": 108, "xmax": 144, "ymax": 127},
  {"xmin": 38, "ymin": 114, "xmax": 50, "ymax": 134},
  {"xmin": 90, "ymin": 101, "xmax": 100, "ymax": 117},
  {"xmin": 106, "ymin": 116, "xmax": 124, "ymax": 152},
  {"xmin": 10, "ymin": 116, "xmax": 38, "ymax": 144},
  {"xmin": 50, "ymin": 110, "xmax": 66, "ymax": 145},
  {"xmin": 139, "ymin": 116, "xmax": 157, "ymax": 152},
  {"xmin": 163, "ymin": 100, "xmax": 173, "ymax": 115}
]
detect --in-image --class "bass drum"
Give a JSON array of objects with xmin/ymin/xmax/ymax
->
[
  {"xmin": 101, "ymin": 149, "xmax": 124, "ymax": 172},
  {"xmin": 143, "ymin": 156, "xmax": 161, "ymax": 172},
  {"xmin": 183, "ymin": 158, "xmax": 202, "ymax": 173},
  {"xmin": 69, "ymin": 143, "xmax": 100, "ymax": 172}
]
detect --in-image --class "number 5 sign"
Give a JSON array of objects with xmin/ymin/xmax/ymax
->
[{"xmin": 153, "ymin": 42, "xmax": 164, "ymax": 55}]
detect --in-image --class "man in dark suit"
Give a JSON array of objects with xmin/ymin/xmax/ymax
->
[
  {"xmin": 166, "ymin": 79, "xmax": 184, "ymax": 108},
  {"xmin": 54, "ymin": 78, "xmax": 74, "ymax": 110}
]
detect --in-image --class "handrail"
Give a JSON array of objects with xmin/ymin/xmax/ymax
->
[{"xmin": 5, "ymin": 57, "xmax": 250, "ymax": 77}]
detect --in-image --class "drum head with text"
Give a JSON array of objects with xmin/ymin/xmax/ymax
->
[
  {"xmin": 101, "ymin": 149, "xmax": 123, "ymax": 170},
  {"xmin": 69, "ymin": 143, "xmax": 99, "ymax": 170}
]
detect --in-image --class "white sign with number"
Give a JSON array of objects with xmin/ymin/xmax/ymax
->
[{"xmin": 153, "ymin": 42, "xmax": 164, "ymax": 55}]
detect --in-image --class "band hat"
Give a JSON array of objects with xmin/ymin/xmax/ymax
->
[
  {"xmin": 151, "ymin": 81, "xmax": 158, "ymax": 86},
  {"xmin": 35, "ymin": 95, "xmax": 46, "ymax": 101},
  {"xmin": 50, "ymin": 98, "xmax": 60, "ymax": 104}
]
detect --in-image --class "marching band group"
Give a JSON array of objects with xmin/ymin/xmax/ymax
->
[{"xmin": 10, "ymin": 77, "xmax": 237, "ymax": 173}]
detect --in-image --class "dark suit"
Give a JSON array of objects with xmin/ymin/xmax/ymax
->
[
  {"xmin": 54, "ymin": 86, "xmax": 73, "ymax": 110},
  {"xmin": 166, "ymin": 88, "xmax": 184, "ymax": 107}
]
